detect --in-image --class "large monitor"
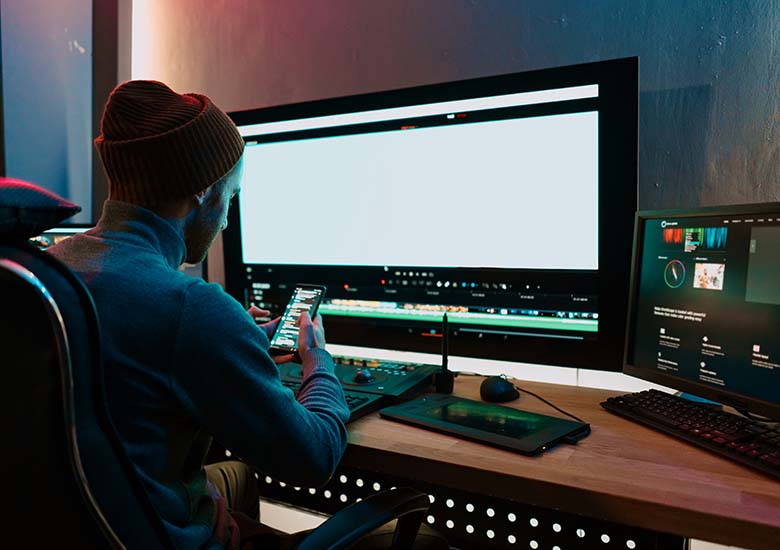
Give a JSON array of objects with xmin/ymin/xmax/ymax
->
[
  {"xmin": 224, "ymin": 57, "xmax": 638, "ymax": 370},
  {"xmin": 625, "ymin": 204, "xmax": 780, "ymax": 420}
]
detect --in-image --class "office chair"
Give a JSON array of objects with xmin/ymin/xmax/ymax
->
[
  {"xmin": 1, "ymin": 182, "xmax": 445, "ymax": 549},
  {"xmin": 2, "ymin": 237, "xmax": 174, "ymax": 548}
]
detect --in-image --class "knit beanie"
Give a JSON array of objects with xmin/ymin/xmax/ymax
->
[{"xmin": 95, "ymin": 80, "xmax": 245, "ymax": 206}]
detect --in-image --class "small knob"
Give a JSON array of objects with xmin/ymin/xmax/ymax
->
[{"xmin": 353, "ymin": 369, "xmax": 375, "ymax": 383}]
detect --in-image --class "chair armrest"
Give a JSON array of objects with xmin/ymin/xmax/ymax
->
[{"xmin": 295, "ymin": 487, "xmax": 430, "ymax": 550}]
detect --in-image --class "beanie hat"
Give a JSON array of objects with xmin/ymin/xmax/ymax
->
[{"xmin": 95, "ymin": 80, "xmax": 245, "ymax": 206}]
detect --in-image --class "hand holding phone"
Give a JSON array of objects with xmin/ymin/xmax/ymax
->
[
  {"xmin": 296, "ymin": 310, "xmax": 328, "ymax": 370},
  {"xmin": 269, "ymin": 284, "xmax": 327, "ymax": 359},
  {"xmin": 247, "ymin": 305, "xmax": 277, "ymax": 337}
]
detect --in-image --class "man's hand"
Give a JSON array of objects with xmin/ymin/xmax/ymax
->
[
  {"xmin": 247, "ymin": 306, "xmax": 293, "ymax": 364},
  {"xmin": 247, "ymin": 306, "xmax": 276, "ymax": 338},
  {"xmin": 298, "ymin": 311, "xmax": 327, "ymax": 375}
]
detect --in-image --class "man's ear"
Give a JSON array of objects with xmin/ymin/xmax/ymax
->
[{"xmin": 194, "ymin": 188, "xmax": 208, "ymax": 206}]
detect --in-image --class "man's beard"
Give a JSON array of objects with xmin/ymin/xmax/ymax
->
[{"xmin": 185, "ymin": 211, "xmax": 222, "ymax": 264}]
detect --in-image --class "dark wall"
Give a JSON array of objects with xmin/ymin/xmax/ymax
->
[{"xmin": 131, "ymin": 0, "xmax": 780, "ymax": 211}]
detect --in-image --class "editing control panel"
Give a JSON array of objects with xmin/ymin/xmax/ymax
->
[{"xmin": 279, "ymin": 355, "xmax": 439, "ymax": 398}]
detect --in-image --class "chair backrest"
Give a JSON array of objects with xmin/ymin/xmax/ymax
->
[{"xmin": 1, "ymin": 241, "xmax": 172, "ymax": 549}]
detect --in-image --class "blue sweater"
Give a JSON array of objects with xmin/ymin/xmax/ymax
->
[{"xmin": 50, "ymin": 200, "xmax": 349, "ymax": 548}]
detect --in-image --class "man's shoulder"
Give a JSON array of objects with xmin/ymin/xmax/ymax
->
[
  {"xmin": 181, "ymin": 277, "xmax": 230, "ymax": 299},
  {"xmin": 175, "ymin": 278, "xmax": 263, "ymax": 348},
  {"xmin": 179, "ymin": 278, "xmax": 246, "ymax": 317},
  {"xmin": 47, "ymin": 234, "xmax": 87, "ymax": 261}
]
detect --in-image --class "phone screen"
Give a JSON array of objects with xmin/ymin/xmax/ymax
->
[{"xmin": 269, "ymin": 285, "xmax": 326, "ymax": 353}]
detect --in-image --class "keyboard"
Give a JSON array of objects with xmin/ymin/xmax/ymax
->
[
  {"xmin": 281, "ymin": 379, "xmax": 386, "ymax": 423},
  {"xmin": 602, "ymin": 389, "xmax": 780, "ymax": 479}
]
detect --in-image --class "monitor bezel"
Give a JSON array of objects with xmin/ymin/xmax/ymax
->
[
  {"xmin": 624, "ymin": 203, "xmax": 780, "ymax": 420},
  {"xmin": 225, "ymin": 57, "xmax": 639, "ymax": 371}
]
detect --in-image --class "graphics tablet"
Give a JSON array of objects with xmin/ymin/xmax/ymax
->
[{"xmin": 380, "ymin": 394, "xmax": 590, "ymax": 455}]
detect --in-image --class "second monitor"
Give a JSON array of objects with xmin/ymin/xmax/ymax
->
[{"xmin": 625, "ymin": 204, "xmax": 780, "ymax": 418}]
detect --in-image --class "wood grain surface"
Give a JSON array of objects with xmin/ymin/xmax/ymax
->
[{"xmin": 343, "ymin": 375, "xmax": 780, "ymax": 550}]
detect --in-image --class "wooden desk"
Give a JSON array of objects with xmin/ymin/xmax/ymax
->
[{"xmin": 341, "ymin": 376, "xmax": 779, "ymax": 550}]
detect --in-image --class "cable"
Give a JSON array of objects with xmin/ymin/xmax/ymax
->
[
  {"xmin": 456, "ymin": 371, "xmax": 587, "ymax": 425},
  {"xmin": 735, "ymin": 407, "xmax": 778, "ymax": 425},
  {"xmin": 510, "ymin": 383, "xmax": 586, "ymax": 425}
]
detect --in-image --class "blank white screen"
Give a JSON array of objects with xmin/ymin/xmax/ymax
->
[{"xmin": 239, "ymin": 111, "xmax": 598, "ymax": 269}]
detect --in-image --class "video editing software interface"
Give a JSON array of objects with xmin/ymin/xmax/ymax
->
[
  {"xmin": 224, "ymin": 58, "xmax": 638, "ymax": 368},
  {"xmin": 630, "ymin": 210, "xmax": 780, "ymax": 405}
]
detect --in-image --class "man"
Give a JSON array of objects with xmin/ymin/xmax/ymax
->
[{"xmin": 50, "ymin": 80, "xmax": 349, "ymax": 549}]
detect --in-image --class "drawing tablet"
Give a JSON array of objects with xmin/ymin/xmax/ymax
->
[{"xmin": 380, "ymin": 394, "xmax": 590, "ymax": 455}]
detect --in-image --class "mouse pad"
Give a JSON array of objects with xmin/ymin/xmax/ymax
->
[{"xmin": 380, "ymin": 394, "xmax": 590, "ymax": 455}]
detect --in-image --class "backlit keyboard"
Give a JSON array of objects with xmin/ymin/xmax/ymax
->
[{"xmin": 602, "ymin": 389, "xmax": 780, "ymax": 479}]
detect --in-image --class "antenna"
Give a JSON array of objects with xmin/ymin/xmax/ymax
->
[{"xmin": 434, "ymin": 312, "xmax": 454, "ymax": 393}]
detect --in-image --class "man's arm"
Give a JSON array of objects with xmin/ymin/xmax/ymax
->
[{"xmin": 171, "ymin": 281, "xmax": 349, "ymax": 487}]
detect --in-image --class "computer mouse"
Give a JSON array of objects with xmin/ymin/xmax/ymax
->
[{"xmin": 480, "ymin": 375, "xmax": 520, "ymax": 403}]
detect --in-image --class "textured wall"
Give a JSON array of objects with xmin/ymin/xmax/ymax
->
[
  {"xmin": 130, "ymin": 0, "xmax": 780, "ymax": 211},
  {"xmin": 1, "ymin": 0, "xmax": 93, "ymax": 220}
]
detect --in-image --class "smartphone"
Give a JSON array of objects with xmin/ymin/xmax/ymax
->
[{"xmin": 268, "ymin": 284, "xmax": 327, "ymax": 357}]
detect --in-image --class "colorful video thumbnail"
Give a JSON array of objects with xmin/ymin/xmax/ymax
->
[
  {"xmin": 663, "ymin": 226, "xmax": 727, "ymax": 252},
  {"xmin": 693, "ymin": 262, "xmax": 725, "ymax": 291},
  {"xmin": 663, "ymin": 228, "xmax": 683, "ymax": 245}
]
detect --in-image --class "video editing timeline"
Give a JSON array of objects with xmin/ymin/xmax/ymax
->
[
  {"xmin": 633, "ymin": 212, "xmax": 780, "ymax": 404},
  {"xmin": 244, "ymin": 267, "xmax": 598, "ymax": 341},
  {"xmin": 269, "ymin": 286, "xmax": 324, "ymax": 350}
]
